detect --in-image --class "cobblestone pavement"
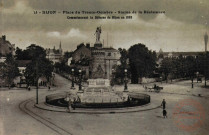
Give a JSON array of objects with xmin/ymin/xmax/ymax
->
[{"xmin": 0, "ymin": 74, "xmax": 209, "ymax": 135}]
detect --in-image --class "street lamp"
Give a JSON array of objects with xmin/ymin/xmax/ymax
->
[
  {"xmin": 196, "ymin": 72, "xmax": 199, "ymax": 83},
  {"xmin": 204, "ymin": 32, "xmax": 208, "ymax": 87},
  {"xmin": 111, "ymin": 68, "xmax": 115, "ymax": 86},
  {"xmin": 124, "ymin": 69, "xmax": 128, "ymax": 92},
  {"xmin": 79, "ymin": 69, "xmax": 82, "ymax": 91},
  {"xmin": 71, "ymin": 68, "xmax": 74, "ymax": 89},
  {"xmin": 35, "ymin": 54, "xmax": 43, "ymax": 104}
]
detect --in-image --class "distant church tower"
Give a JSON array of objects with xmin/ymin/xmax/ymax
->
[
  {"xmin": 204, "ymin": 32, "xmax": 208, "ymax": 52},
  {"xmin": 59, "ymin": 41, "xmax": 63, "ymax": 54}
]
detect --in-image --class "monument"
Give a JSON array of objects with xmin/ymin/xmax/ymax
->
[
  {"xmin": 91, "ymin": 26, "xmax": 106, "ymax": 78},
  {"xmin": 45, "ymin": 27, "xmax": 151, "ymax": 109},
  {"xmin": 94, "ymin": 26, "xmax": 103, "ymax": 48},
  {"xmin": 91, "ymin": 64, "xmax": 105, "ymax": 78}
]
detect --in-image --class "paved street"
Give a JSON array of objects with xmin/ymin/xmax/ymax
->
[{"xmin": 0, "ymin": 74, "xmax": 209, "ymax": 135}]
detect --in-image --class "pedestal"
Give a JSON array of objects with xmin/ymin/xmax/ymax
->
[{"xmin": 94, "ymin": 41, "xmax": 102, "ymax": 49}]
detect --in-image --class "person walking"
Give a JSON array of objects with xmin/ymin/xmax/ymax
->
[
  {"xmin": 66, "ymin": 95, "xmax": 71, "ymax": 112},
  {"xmin": 68, "ymin": 99, "xmax": 72, "ymax": 112},
  {"xmin": 161, "ymin": 99, "xmax": 166, "ymax": 109},
  {"xmin": 28, "ymin": 85, "xmax": 30, "ymax": 91},
  {"xmin": 163, "ymin": 109, "xmax": 167, "ymax": 118}
]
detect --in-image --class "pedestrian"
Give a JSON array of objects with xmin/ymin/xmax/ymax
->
[
  {"xmin": 72, "ymin": 97, "xmax": 76, "ymax": 110},
  {"xmin": 28, "ymin": 85, "xmax": 30, "ymax": 91},
  {"xmin": 154, "ymin": 84, "xmax": 157, "ymax": 89},
  {"xmin": 161, "ymin": 99, "xmax": 166, "ymax": 109},
  {"xmin": 163, "ymin": 109, "xmax": 167, "ymax": 118},
  {"xmin": 48, "ymin": 85, "xmax": 50, "ymax": 90},
  {"xmin": 68, "ymin": 99, "xmax": 72, "ymax": 112}
]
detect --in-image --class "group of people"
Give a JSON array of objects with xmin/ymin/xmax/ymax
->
[{"xmin": 161, "ymin": 99, "xmax": 167, "ymax": 118}]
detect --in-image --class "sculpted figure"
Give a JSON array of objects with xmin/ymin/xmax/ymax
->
[{"xmin": 95, "ymin": 26, "xmax": 102, "ymax": 42}]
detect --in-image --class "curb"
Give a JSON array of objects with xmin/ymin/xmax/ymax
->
[{"xmin": 34, "ymin": 101, "xmax": 160, "ymax": 114}]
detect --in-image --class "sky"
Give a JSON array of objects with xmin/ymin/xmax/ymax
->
[{"xmin": 0, "ymin": 0, "xmax": 209, "ymax": 52}]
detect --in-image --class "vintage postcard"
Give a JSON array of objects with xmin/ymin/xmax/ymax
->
[{"xmin": 0, "ymin": 0, "xmax": 208, "ymax": 135}]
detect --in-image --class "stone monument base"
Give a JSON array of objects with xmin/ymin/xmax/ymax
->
[{"xmin": 94, "ymin": 41, "xmax": 102, "ymax": 48}]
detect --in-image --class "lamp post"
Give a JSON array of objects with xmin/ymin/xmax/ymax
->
[
  {"xmin": 36, "ymin": 59, "xmax": 39, "ymax": 104},
  {"xmin": 52, "ymin": 73, "xmax": 55, "ymax": 86},
  {"xmin": 111, "ymin": 68, "xmax": 115, "ymax": 86},
  {"xmin": 36, "ymin": 54, "xmax": 43, "ymax": 104},
  {"xmin": 196, "ymin": 72, "xmax": 199, "ymax": 83},
  {"xmin": 124, "ymin": 69, "xmax": 128, "ymax": 92},
  {"xmin": 71, "ymin": 68, "xmax": 74, "ymax": 89},
  {"xmin": 79, "ymin": 69, "xmax": 82, "ymax": 91},
  {"xmin": 204, "ymin": 32, "xmax": 208, "ymax": 87}
]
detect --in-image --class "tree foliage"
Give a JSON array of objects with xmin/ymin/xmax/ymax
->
[
  {"xmin": 4, "ymin": 54, "xmax": 20, "ymax": 87},
  {"xmin": 15, "ymin": 47, "xmax": 31, "ymax": 60},
  {"xmin": 159, "ymin": 57, "xmax": 173, "ymax": 82},
  {"xmin": 61, "ymin": 51, "xmax": 73, "ymax": 63},
  {"xmin": 112, "ymin": 48, "xmax": 129, "ymax": 84},
  {"xmin": 24, "ymin": 44, "xmax": 53, "ymax": 85},
  {"xmin": 128, "ymin": 43, "xmax": 157, "ymax": 83},
  {"xmin": 26, "ymin": 44, "xmax": 46, "ymax": 60},
  {"xmin": 159, "ymin": 52, "xmax": 209, "ymax": 83}
]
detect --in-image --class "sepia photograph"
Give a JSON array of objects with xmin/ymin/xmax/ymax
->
[{"xmin": 0, "ymin": 0, "xmax": 209, "ymax": 135}]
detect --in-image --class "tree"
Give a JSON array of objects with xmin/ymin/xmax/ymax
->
[
  {"xmin": 24, "ymin": 58, "xmax": 53, "ymax": 85},
  {"xmin": 26, "ymin": 44, "xmax": 46, "ymax": 60},
  {"xmin": 15, "ymin": 47, "xmax": 31, "ymax": 60},
  {"xmin": 4, "ymin": 54, "xmax": 20, "ymax": 88},
  {"xmin": 128, "ymin": 43, "xmax": 157, "ymax": 84},
  {"xmin": 118, "ymin": 48, "xmax": 128, "ymax": 67},
  {"xmin": 174, "ymin": 55, "xmax": 184, "ymax": 78},
  {"xmin": 196, "ymin": 52, "xmax": 209, "ymax": 87},
  {"xmin": 24, "ymin": 44, "xmax": 53, "ymax": 85},
  {"xmin": 158, "ymin": 53, "xmax": 164, "ymax": 59},
  {"xmin": 61, "ymin": 51, "xmax": 73, "ymax": 63},
  {"xmin": 159, "ymin": 57, "xmax": 173, "ymax": 83},
  {"xmin": 113, "ymin": 48, "xmax": 129, "ymax": 84},
  {"xmin": 184, "ymin": 56, "xmax": 196, "ymax": 78}
]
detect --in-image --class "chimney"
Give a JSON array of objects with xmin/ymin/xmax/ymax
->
[{"xmin": 2, "ymin": 35, "xmax": 6, "ymax": 41}]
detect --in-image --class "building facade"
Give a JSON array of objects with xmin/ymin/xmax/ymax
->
[
  {"xmin": 72, "ymin": 43, "xmax": 91, "ymax": 62},
  {"xmin": 0, "ymin": 35, "xmax": 15, "ymax": 57},
  {"xmin": 0, "ymin": 35, "xmax": 15, "ymax": 86},
  {"xmin": 71, "ymin": 43, "xmax": 120, "ymax": 80},
  {"xmin": 46, "ymin": 42, "xmax": 63, "ymax": 64},
  {"xmin": 15, "ymin": 60, "xmax": 32, "ymax": 87},
  {"xmin": 157, "ymin": 49, "xmax": 201, "ymax": 58},
  {"xmin": 91, "ymin": 47, "xmax": 120, "ymax": 79}
]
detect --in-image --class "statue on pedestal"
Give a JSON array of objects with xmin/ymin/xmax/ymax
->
[{"xmin": 94, "ymin": 26, "xmax": 102, "ymax": 43}]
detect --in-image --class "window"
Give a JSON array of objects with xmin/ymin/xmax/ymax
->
[{"xmin": 108, "ymin": 53, "xmax": 111, "ymax": 56}]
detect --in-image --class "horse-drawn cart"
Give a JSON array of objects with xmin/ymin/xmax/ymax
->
[{"xmin": 145, "ymin": 84, "xmax": 163, "ymax": 93}]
